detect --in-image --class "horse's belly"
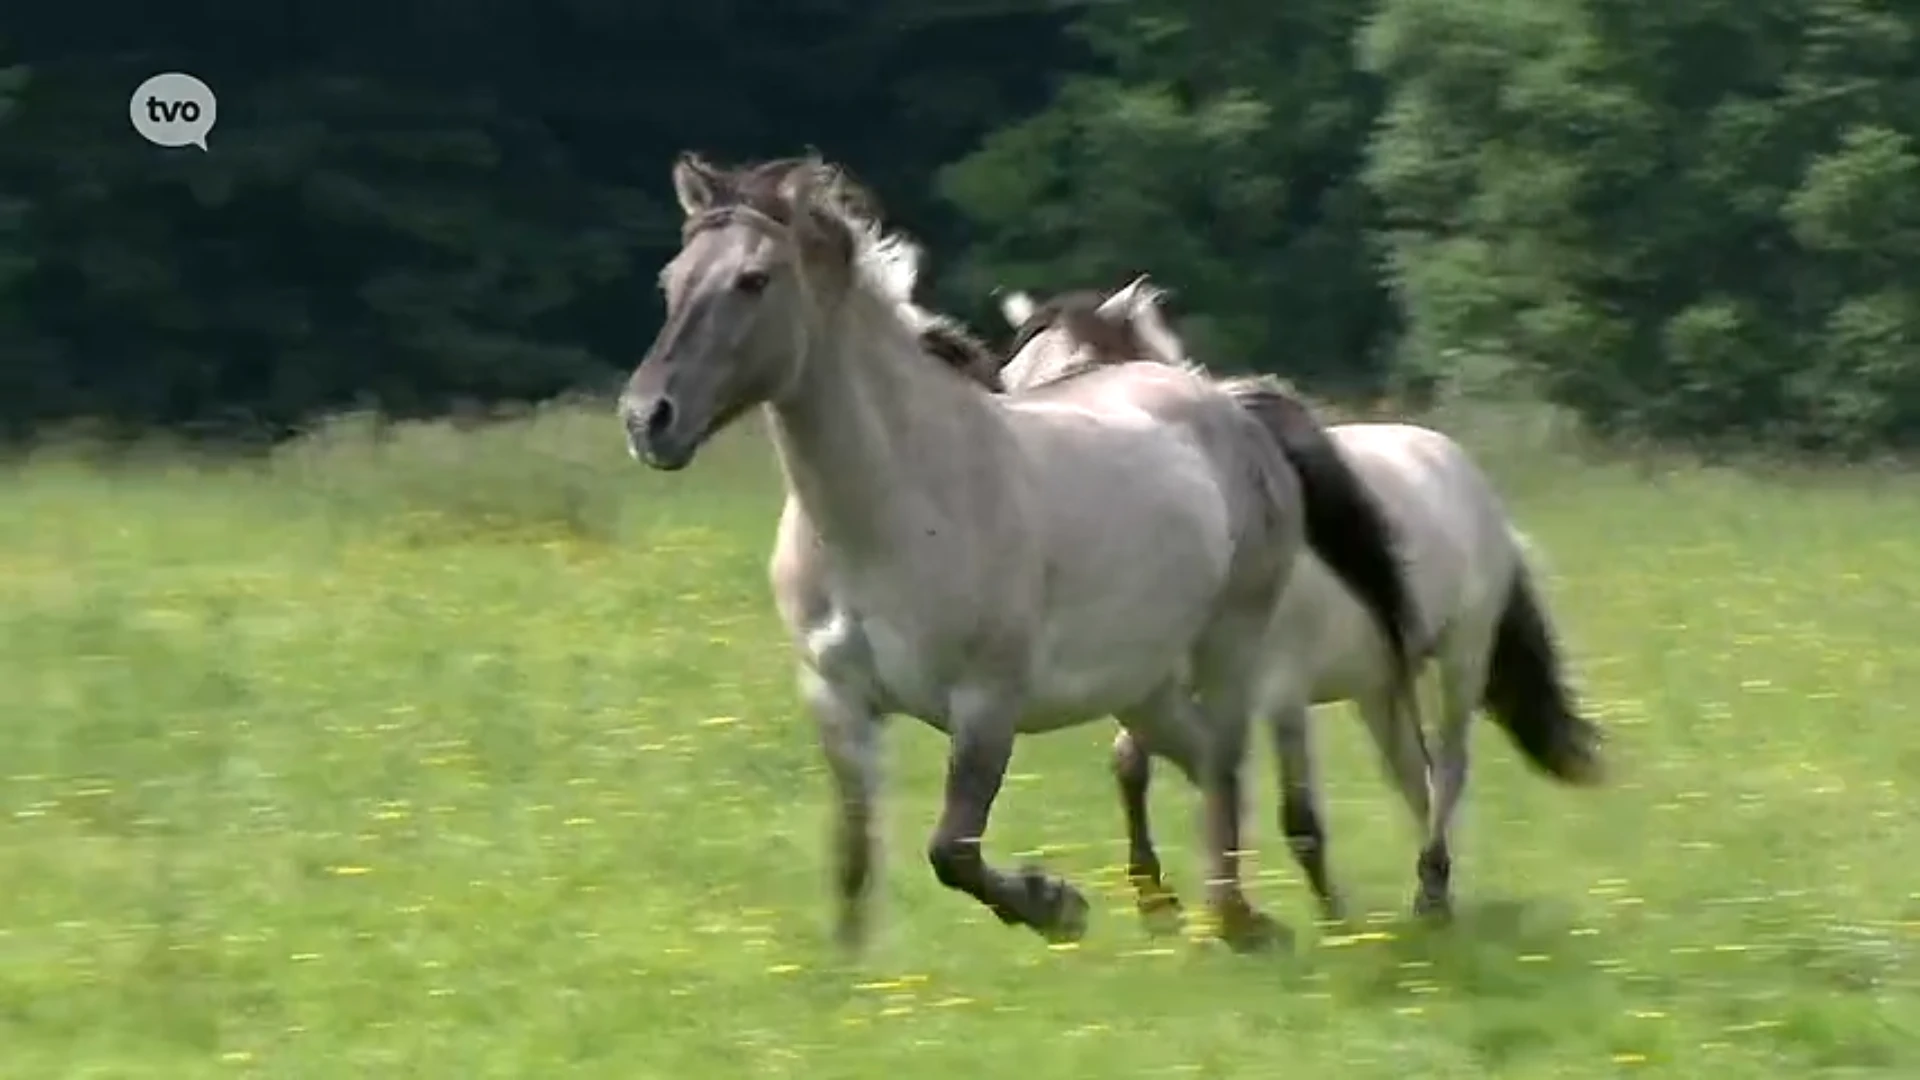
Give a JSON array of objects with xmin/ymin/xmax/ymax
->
[
  {"xmin": 1309, "ymin": 645, "xmax": 1394, "ymax": 703},
  {"xmin": 802, "ymin": 595, "xmax": 1173, "ymax": 735},
  {"xmin": 1016, "ymin": 607, "xmax": 1197, "ymax": 732},
  {"xmin": 1018, "ymin": 653, "xmax": 1175, "ymax": 733},
  {"xmin": 1267, "ymin": 557, "xmax": 1393, "ymax": 705}
]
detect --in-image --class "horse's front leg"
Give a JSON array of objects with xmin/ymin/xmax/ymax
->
[
  {"xmin": 1271, "ymin": 698, "xmax": 1349, "ymax": 923},
  {"xmin": 928, "ymin": 686, "xmax": 1089, "ymax": 943},
  {"xmin": 802, "ymin": 668, "xmax": 884, "ymax": 953}
]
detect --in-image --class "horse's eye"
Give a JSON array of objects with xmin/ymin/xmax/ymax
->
[{"xmin": 734, "ymin": 269, "xmax": 770, "ymax": 295}]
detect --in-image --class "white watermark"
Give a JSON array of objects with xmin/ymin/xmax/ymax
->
[{"xmin": 129, "ymin": 72, "xmax": 217, "ymax": 151}]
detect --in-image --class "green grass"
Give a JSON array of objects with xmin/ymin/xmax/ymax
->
[{"xmin": 2, "ymin": 402, "xmax": 1916, "ymax": 1078}]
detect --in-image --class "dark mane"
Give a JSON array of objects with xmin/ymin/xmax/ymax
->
[
  {"xmin": 917, "ymin": 315, "xmax": 1005, "ymax": 392},
  {"xmin": 1005, "ymin": 289, "xmax": 1160, "ymax": 388}
]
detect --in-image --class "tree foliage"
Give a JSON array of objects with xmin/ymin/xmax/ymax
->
[
  {"xmin": 941, "ymin": 0, "xmax": 1397, "ymax": 389},
  {"xmin": 0, "ymin": 3, "xmax": 1075, "ymax": 438},
  {"xmin": 5, "ymin": 0, "xmax": 1919, "ymax": 452},
  {"xmin": 1364, "ymin": 0, "xmax": 1920, "ymax": 450}
]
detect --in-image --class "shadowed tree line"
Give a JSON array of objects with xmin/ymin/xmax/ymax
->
[
  {"xmin": 4, "ymin": 0, "xmax": 1918, "ymax": 452},
  {"xmin": 0, "ymin": 1, "xmax": 1085, "ymax": 439}
]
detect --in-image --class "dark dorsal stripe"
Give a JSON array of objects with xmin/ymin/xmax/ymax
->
[{"xmin": 1005, "ymin": 290, "xmax": 1158, "ymax": 388}]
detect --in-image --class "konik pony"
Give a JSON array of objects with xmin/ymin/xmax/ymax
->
[
  {"xmin": 618, "ymin": 154, "xmax": 1418, "ymax": 950},
  {"xmin": 997, "ymin": 279, "xmax": 1604, "ymax": 920}
]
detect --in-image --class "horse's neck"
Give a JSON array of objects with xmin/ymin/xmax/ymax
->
[{"xmin": 767, "ymin": 293, "xmax": 987, "ymax": 558}]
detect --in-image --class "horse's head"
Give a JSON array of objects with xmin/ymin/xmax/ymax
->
[
  {"xmin": 620, "ymin": 153, "xmax": 875, "ymax": 470},
  {"xmin": 996, "ymin": 275, "xmax": 1189, "ymax": 390}
]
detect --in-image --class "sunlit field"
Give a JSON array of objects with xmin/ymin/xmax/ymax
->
[{"xmin": 2, "ymin": 402, "xmax": 1916, "ymax": 1078}]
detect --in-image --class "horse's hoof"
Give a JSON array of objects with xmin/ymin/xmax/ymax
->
[
  {"xmin": 1041, "ymin": 881, "xmax": 1091, "ymax": 943},
  {"xmin": 1219, "ymin": 907, "xmax": 1291, "ymax": 955},
  {"xmin": 1137, "ymin": 890, "xmax": 1183, "ymax": 938},
  {"xmin": 1412, "ymin": 889, "xmax": 1454, "ymax": 923},
  {"xmin": 833, "ymin": 910, "xmax": 870, "ymax": 955},
  {"xmin": 1316, "ymin": 893, "xmax": 1350, "ymax": 927}
]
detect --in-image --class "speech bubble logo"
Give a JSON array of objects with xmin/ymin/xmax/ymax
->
[{"xmin": 129, "ymin": 72, "xmax": 218, "ymax": 151}]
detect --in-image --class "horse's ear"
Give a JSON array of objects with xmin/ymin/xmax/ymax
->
[
  {"xmin": 868, "ymin": 235, "xmax": 922, "ymax": 304},
  {"xmin": 777, "ymin": 159, "xmax": 851, "ymax": 251},
  {"xmin": 672, "ymin": 153, "xmax": 720, "ymax": 217},
  {"xmin": 1131, "ymin": 296, "xmax": 1188, "ymax": 365},
  {"xmin": 999, "ymin": 290, "xmax": 1036, "ymax": 328},
  {"xmin": 776, "ymin": 159, "xmax": 819, "ymax": 208},
  {"xmin": 778, "ymin": 156, "xmax": 849, "ymax": 219},
  {"xmin": 1097, "ymin": 275, "xmax": 1153, "ymax": 320}
]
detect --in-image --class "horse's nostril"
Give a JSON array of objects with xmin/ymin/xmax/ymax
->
[{"xmin": 644, "ymin": 398, "xmax": 676, "ymax": 441}]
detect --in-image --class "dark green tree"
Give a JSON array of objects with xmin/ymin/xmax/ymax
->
[
  {"xmin": 0, "ymin": 1, "xmax": 1077, "ymax": 439},
  {"xmin": 939, "ymin": 0, "xmax": 1397, "ymax": 391},
  {"xmin": 1364, "ymin": 0, "xmax": 1920, "ymax": 451}
]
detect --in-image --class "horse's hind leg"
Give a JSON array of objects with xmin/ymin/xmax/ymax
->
[
  {"xmin": 1354, "ymin": 688, "xmax": 1438, "ymax": 914},
  {"xmin": 1108, "ymin": 730, "xmax": 1183, "ymax": 936},
  {"xmin": 1113, "ymin": 686, "xmax": 1204, "ymax": 936},
  {"xmin": 1270, "ymin": 699, "xmax": 1347, "ymax": 922},
  {"xmin": 927, "ymin": 684, "xmax": 1090, "ymax": 944},
  {"xmin": 1416, "ymin": 643, "xmax": 1486, "ymax": 919},
  {"xmin": 802, "ymin": 668, "xmax": 885, "ymax": 953}
]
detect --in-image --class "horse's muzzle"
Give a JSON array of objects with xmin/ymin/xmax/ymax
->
[{"xmin": 621, "ymin": 395, "xmax": 694, "ymax": 471}]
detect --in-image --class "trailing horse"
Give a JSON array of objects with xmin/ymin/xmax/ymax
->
[{"xmin": 996, "ymin": 278, "xmax": 1604, "ymax": 921}]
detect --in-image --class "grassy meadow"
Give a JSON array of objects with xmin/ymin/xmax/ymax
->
[{"xmin": 1, "ymin": 401, "xmax": 1917, "ymax": 1078}]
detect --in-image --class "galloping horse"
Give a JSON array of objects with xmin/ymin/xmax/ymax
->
[
  {"xmin": 998, "ymin": 278, "xmax": 1604, "ymax": 921},
  {"xmin": 618, "ymin": 153, "xmax": 1417, "ymax": 951}
]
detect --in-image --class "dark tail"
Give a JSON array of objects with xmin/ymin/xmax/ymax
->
[
  {"xmin": 1482, "ymin": 560, "xmax": 1605, "ymax": 785},
  {"xmin": 1229, "ymin": 381, "xmax": 1420, "ymax": 696}
]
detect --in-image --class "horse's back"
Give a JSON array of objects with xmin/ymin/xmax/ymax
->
[
  {"xmin": 1267, "ymin": 423, "xmax": 1521, "ymax": 701},
  {"xmin": 1010, "ymin": 363, "xmax": 1298, "ymax": 551},
  {"xmin": 996, "ymin": 365, "xmax": 1298, "ymax": 723},
  {"xmin": 1003, "ymin": 363, "xmax": 1252, "ymax": 563},
  {"xmin": 1345, "ymin": 421, "xmax": 1519, "ymax": 625}
]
